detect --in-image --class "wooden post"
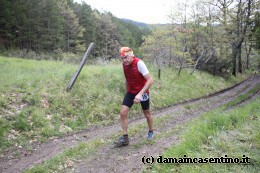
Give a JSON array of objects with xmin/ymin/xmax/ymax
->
[{"xmin": 158, "ymin": 68, "xmax": 161, "ymax": 80}]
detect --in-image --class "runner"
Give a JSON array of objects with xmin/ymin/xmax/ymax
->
[{"xmin": 114, "ymin": 47, "xmax": 154, "ymax": 147}]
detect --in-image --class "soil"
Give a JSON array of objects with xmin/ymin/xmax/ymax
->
[{"xmin": 0, "ymin": 75, "xmax": 259, "ymax": 173}]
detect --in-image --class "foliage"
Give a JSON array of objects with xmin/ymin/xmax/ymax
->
[
  {"xmin": 0, "ymin": 0, "xmax": 83, "ymax": 52},
  {"xmin": 252, "ymin": 11, "xmax": 260, "ymax": 51},
  {"xmin": 0, "ymin": 0, "xmax": 258, "ymax": 76},
  {"xmin": 0, "ymin": 0, "xmax": 150, "ymax": 60},
  {"xmin": 140, "ymin": 0, "xmax": 258, "ymax": 76}
]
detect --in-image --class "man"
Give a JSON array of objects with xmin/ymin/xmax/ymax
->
[{"xmin": 114, "ymin": 47, "xmax": 154, "ymax": 147}]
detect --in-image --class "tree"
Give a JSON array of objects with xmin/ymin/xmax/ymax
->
[
  {"xmin": 72, "ymin": 2, "xmax": 95, "ymax": 51},
  {"xmin": 252, "ymin": 7, "xmax": 260, "ymax": 52},
  {"xmin": 212, "ymin": 0, "xmax": 253, "ymax": 75},
  {"xmin": 92, "ymin": 12, "xmax": 120, "ymax": 60}
]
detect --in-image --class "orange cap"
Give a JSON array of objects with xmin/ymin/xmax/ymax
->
[{"xmin": 119, "ymin": 47, "xmax": 134, "ymax": 57}]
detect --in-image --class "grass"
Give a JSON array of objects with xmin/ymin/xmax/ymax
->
[
  {"xmin": 23, "ymin": 138, "xmax": 105, "ymax": 173},
  {"xmin": 0, "ymin": 55, "xmax": 250, "ymax": 153},
  {"xmin": 22, "ymin": 72, "xmax": 258, "ymax": 173},
  {"xmin": 149, "ymin": 66, "xmax": 246, "ymax": 107},
  {"xmin": 23, "ymin": 107, "xmax": 180, "ymax": 172},
  {"xmin": 150, "ymin": 97, "xmax": 260, "ymax": 173},
  {"xmin": 221, "ymin": 83, "xmax": 260, "ymax": 109}
]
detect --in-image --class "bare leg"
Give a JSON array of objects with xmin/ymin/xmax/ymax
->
[
  {"xmin": 120, "ymin": 105, "xmax": 130, "ymax": 134},
  {"xmin": 143, "ymin": 109, "xmax": 153, "ymax": 131}
]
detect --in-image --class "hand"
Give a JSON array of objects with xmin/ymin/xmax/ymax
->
[{"xmin": 134, "ymin": 93, "xmax": 142, "ymax": 104}]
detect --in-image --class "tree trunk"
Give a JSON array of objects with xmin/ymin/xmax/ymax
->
[
  {"xmin": 178, "ymin": 67, "xmax": 181, "ymax": 76},
  {"xmin": 232, "ymin": 43, "xmax": 237, "ymax": 76},
  {"xmin": 238, "ymin": 46, "xmax": 242, "ymax": 73},
  {"xmin": 245, "ymin": 41, "xmax": 252, "ymax": 69}
]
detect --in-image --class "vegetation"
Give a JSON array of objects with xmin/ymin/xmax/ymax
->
[
  {"xmin": 0, "ymin": 0, "xmax": 149, "ymax": 59},
  {"xmin": 151, "ymin": 97, "xmax": 259, "ymax": 173},
  {"xmin": 0, "ymin": 56, "xmax": 249, "ymax": 153},
  {"xmin": 20, "ymin": 73, "xmax": 258, "ymax": 173},
  {"xmin": 0, "ymin": 0, "xmax": 259, "ymax": 171},
  {"xmin": 0, "ymin": 0, "xmax": 259, "ymax": 77},
  {"xmin": 141, "ymin": 0, "xmax": 259, "ymax": 76}
]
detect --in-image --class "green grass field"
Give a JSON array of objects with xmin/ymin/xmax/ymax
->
[
  {"xmin": 151, "ymin": 98, "xmax": 260, "ymax": 173},
  {"xmin": 0, "ymin": 56, "xmax": 249, "ymax": 153}
]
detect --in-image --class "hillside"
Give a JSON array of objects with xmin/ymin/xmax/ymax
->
[{"xmin": 0, "ymin": 56, "xmax": 259, "ymax": 172}]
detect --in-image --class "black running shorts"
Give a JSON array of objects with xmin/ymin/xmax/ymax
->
[{"xmin": 122, "ymin": 92, "xmax": 150, "ymax": 110}]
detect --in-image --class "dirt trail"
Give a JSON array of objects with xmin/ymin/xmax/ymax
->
[{"xmin": 0, "ymin": 75, "xmax": 259, "ymax": 173}]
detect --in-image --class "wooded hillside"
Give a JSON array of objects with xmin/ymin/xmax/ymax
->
[
  {"xmin": 0, "ymin": 0, "xmax": 150, "ymax": 59},
  {"xmin": 0, "ymin": 0, "xmax": 259, "ymax": 76},
  {"xmin": 140, "ymin": 0, "xmax": 259, "ymax": 76}
]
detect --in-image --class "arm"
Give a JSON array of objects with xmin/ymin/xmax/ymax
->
[{"xmin": 134, "ymin": 73, "xmax": 154, "ymax": 104}]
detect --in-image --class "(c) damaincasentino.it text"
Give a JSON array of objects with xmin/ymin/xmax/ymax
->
[{"xmin": 142, "ymin": 155, "xmax": 250, "ymax": 164}]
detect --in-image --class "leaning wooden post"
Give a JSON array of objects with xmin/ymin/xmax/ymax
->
[{"xmin": 158, "ymin": 68, "xmax": 161, "ymax": 80}]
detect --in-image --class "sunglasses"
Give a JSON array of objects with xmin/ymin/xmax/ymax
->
[{"xmin": 121, "ymin": 55, "xmax": 129, "ymax": 59}]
